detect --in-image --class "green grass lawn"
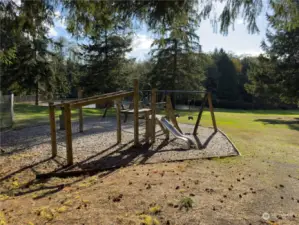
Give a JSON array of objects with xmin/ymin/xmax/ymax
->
[
  {"xmin": 176, "ymin": 108, "xmax": 299, "ymax": 167},
  {"xmin": 13, "ymin": 103, "xmax": 115, "ymax": 128},
  {"xmin": 12, "ymin": 103, "xmax": 299, "ymax": 165}
]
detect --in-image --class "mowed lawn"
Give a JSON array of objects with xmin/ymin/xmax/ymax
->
[
  {"xmin": 13, "ymin": 103, "xmax": 299, "ymax": 165},
  {"xmin": 13, "ymin": 103, "xmax": 115, "ymax": 128},
  {"xmin": 176, "ymin": 109, "xmax": 299, "ymax": 166}
]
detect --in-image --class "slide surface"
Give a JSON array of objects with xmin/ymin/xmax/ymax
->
[{"xmin": 158, "ymin": 116, "xmax": 195, "ymax": 149}]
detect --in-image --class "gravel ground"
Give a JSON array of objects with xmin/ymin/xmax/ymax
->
[{"xmin": 0, "ymin": 116, "xmax": 238, "ymax": 175}]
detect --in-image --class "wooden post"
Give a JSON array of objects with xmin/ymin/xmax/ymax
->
[
  {"xmin": 59, "ymin": 100, "xmax": 65, "ymax": 130},
  {"xmin": 166, "ymin": 95, "xmax": 182, "ymax": 133},
  {"xmin": 133, "ymin": 79, "xmax": 139, "ymax": 146},
  {"xmin": 49, "ymin": 102, "xmax": 57, "ymax": 157},
  {"xmin": 116, "ymin": 99, "xmax": 121, "ymax": 143},
  {"xmin": 193, "ymin": 93, "xmax": 208, "ymax": 135},
  {"xmin": 145, "ymin": 111, "xmax": 150, "ymax": 143},
  {"xmin": 151, "ymin": 88, "xmax": 157, "ymax": 143},
  {"xmin": 64, "ymin": 103, "xmax": 73, "ymax": 165},
  {"xmin": 207, "ymin": 92, "xmax": 217, "ymax": 132},
  {"xmin": 78, "ymin": 88, "xmax": 83, "ymax": 132},
  {"xmin": 10, "ymin": 93, "xmax": 14, "ymax": 123}
]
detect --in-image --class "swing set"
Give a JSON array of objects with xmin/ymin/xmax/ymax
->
[
  {"xmin": 148, "ymin": 89, "xmax": 217, "ymax": 149},
  {"xmin": 48, "ymin": 80, "xmax": 217, "ymax": 166}
]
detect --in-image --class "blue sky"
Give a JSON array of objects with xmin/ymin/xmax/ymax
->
[{"xmin": 47, "ymin": 4, "xmax": 269, "ymax": 61}]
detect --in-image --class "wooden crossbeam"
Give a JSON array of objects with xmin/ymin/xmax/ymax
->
[
  {"xmin": 53, "ymin": 91, "xmax": 125, "ymax": 108},
  {"xmin": 71, "ymin": 91, "xmax": 134, "ymax": 108}
]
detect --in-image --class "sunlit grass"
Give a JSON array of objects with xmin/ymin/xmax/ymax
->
[{"xmin": 13, "ymin": 103, "xmax": 115, "ymax": 128}]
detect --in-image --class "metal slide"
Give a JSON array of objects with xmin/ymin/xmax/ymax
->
[{"xmin": 158, "ymin": 116, "xmax": 195, "ymax": 149}]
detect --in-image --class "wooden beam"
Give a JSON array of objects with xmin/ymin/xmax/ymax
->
[
  {"xmin": 53, "ymin": 91, "xmax": 125, "ymax": 108},
  {"xmin": 59, "ymin": 101, "xmax": 65, "ymax": 130},
  {"xmin": 78, "ymin": 89, "xmax": 83, "ymax": 132},
  {"xmin": 207, "ymin": 92, "xmax": 217, "ymax": 132},
  {"xmin": 71, "ymin": 91, "xmax": 133, "ymax": 108},
  {"xmin": 144, "ymin": 111, "xmax": 150, "ymax": 143},
  {"xmin": 116, "ymin": 100, "xmax": 121, "ymax": 143},
  {"xmin": 151, "ymin": 88, "xmax": 157, "ymax": 143},
  {"xmin": 133, "ymin": 79, "xmax": 139, "ymax": 146},
  {"xmin": 166, "ymin": 95, "xmax": 182, "ymax": 133},
  {"xmin": 193, "ymin": 93, "xmax": 208, "ymax": 135},
  {"xmin": 64, "ymin": 103, "xmax": 73, "ymax": 165},
  {"xmin": 49, "ymin": 102, "xmax": 57, "ymax": 157}
]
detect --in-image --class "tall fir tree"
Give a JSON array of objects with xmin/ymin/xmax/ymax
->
[
  {"xmin": 80, "ymin": 3, "xmax": 132, "ymax": 95},
  {"xmin": 213, "ymin": 49, "xmax": 239, "ymax": 101}
]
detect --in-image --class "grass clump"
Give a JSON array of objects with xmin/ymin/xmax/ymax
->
[
  {"xmin": 148, "ymin": 205, "xmax": 161, "ymax": 214},
  {"xmin": 139, "ymin": 214, "xmax": 160, "ymax": 225},
  {"xmin": 0, "ymin": 195, "xmax": 9, "ymax": 201},
  {"xmin": 0, "ymin": 212, "xmax": 6, "ymax": 225},
  {"xmin": 179, "ymin": 196, "xmax": 193, "ymax": 211},
  {"xmin": 35, "ymin": 207, "xmax": 54, "ymax": 221},
  {"xmin": 56, "ymin": 206, "xmax": 68, "ymax": 213}
]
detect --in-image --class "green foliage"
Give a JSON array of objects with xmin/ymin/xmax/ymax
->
[
  {"xmin": 149, "ymin": 11, "xmax": 203, "ymax": 91},
  {"xmin": 267, "ymin": 0, "xmax": 299, "ymax": 31},
  {"xmin": 79, "ymin": 4, "xmax": 132, "ymax": 95},
  {"xmin": 213, "ymin": 49, "xmax": 239, "ymax": 100},
  {"xmin": 178, "ymin": 196, "xmax": 193, "ymax": 211},
  {"xmin": 245, "ymin": 2, "xmax": 299, "ymax": 105}
]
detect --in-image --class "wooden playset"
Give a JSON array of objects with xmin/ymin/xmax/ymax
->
[{"xmin": 48, "ymin": 80, "xmax": 217, "ymax": 165}]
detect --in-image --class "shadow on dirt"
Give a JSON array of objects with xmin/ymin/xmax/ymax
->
[
  {"xmin": 0, "ymin": 118, "xmax": 220, "ymax": 200},
  {"xmin": 0, "ymin": 134, "xmax": 197, "ymax": 199}
]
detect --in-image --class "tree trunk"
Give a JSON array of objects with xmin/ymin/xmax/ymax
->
[
  {"xmin": 172, "ymin": 38, "xmax": 178, "ymax": 109},
  {"xmin": 35, "ymin": 82, "xmax": 39, "ymax": 106},
  {"xmin": 104, "ymin": 28, "xmax": 109, "ymax": 91},
  {"xmin": 173, "ymin": 38, "xmax": 177, "ymax": 90}
]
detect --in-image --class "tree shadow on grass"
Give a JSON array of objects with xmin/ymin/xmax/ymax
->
[{"xmin": 255, "ymin": 118, "xmax": 299, "ymax": 131}]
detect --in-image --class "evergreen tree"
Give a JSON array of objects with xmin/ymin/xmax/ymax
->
[
  {"xmin": 213, "ymin": 49, "xmax": 239, "ymax": 100},
  {"xmin": 150, "ymin": 10, "xmax": 202, "ymax": 90},
  {"xmin": 80, "ymin": 4, "xmax": 132, "ymax": 95},
  {"xmin": 245, "ymin": 1, "xmax": 299, "ymax": 104}
]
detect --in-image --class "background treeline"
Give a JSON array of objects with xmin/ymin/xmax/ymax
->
[{"xmin": 0, "ymin": 0, "xmax": 298, "ymax": 109}]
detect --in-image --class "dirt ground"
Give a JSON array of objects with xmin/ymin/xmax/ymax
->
[{"xmin": 0, "ymin": 117, "xmax": 298, "ymax": 225}]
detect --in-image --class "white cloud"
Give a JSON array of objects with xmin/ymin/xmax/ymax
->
[
  {"xmin": 55, "ymin": 18, "xmax": 67, "ymax": 29},
  {"xmin": 43, "ymin": 22, "xmax": 58, "ymax": 37},
  {"xmin": 236, "ymin": 18, "xmax": 244, "ymax": 25},
  {"xmin": 54, "ymin": 11, "xmax": 61, "ymax": 18},
  {"xmin": 235, "ymin": 49, "xmax": 264, "ymax": 56},
  {"xmin": 12, "ymin": 0, "xmax": 21, "ymax": 6},
  {"xmin": 48, "ymin": 27, "xmax": 58, "ymax": 37},
  {"xmin": 127, "ymin": 34, "xmax": 153, "ymax": 60}
]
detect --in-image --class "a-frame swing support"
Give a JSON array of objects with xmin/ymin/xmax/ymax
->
[{"xmin": 193, "ymin": 92, "xmax": 217, "ymax": 135}]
